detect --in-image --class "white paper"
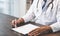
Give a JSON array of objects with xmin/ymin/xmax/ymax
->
[{"xmin": 12, "ymin": 24, "xmax": 39, "ymax": 34}]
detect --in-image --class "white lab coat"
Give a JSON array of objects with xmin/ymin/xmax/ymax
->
[{"xmin": 22, "ymin": 0, "xmax": 60, "ymax": 32}]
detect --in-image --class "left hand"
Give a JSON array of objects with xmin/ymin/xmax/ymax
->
[{"xmin": 28, "ymin": 26, "xmax": 52, "ymax": 36}]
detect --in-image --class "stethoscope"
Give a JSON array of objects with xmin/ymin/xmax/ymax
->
[
  {"xmin": 33, "ymin": 0, "xmax": 54, "ymax": 22},
  {"xmin": 37, "ymin": 0, "xmax": 54, "ymax": 12}
]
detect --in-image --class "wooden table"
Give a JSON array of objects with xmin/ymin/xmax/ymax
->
[
  {"xmin": 0, "ymin": 13, "xmax": 19, "ymax": 36},
  {"xmin": 0, "ymin": 13, "xmax": 60, "ymax": 36}
]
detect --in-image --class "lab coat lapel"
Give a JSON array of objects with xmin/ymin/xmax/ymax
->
[
  {"xmin": 37, "ymin": 0, "xmax": 43, "ymax": 15},
  {"xmin": 33, "ymin": 0, "xmax": 43, "ymax": 21}
]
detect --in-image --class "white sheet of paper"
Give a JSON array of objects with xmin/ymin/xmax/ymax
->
[{"xmin": 12, "ymin": 24, "xmax": 39, "ymax": 34}]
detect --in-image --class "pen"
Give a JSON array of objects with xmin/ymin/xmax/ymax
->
[
  {"xmin": 14, "ymin": 19, "xmax": 17, "ymax": 28},
  {"xmin": 15, "ymin": 24, "xmax": 17, "ymax": 28}
]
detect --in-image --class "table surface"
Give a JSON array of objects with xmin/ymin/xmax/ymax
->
[{"xmin": 0, "ymin": 13, "xmax": 60, "ymax": 36}]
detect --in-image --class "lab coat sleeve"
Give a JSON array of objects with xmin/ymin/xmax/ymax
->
[
  {"xmin": 50, "ymin": 0, "xmax": 60, "ymax": 32},
  {"xmin": 22, "ymin": 0, "xmax": 36, "ymax": 22}
]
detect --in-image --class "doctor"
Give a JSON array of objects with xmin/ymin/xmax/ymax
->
[{"xmin": 12, "ymin": 0, "xmax": 60, "ymax": 36}]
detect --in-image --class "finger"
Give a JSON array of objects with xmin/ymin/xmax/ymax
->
[
  {"xmin": 28, "ymin": 31, "xmax": 36, "ymax": 36},
  {"xmin": 34, "ymin": 35, "xmax": 38, "ymax": 36},
  {"xmin": 31, "ymin": 29, "xmax": 39, "ymax": 34},
  {"xmin": 12, "ymin": 20, "xmax": 15, "ymax": 26},
  {"xmin": 15, "ymin": 19, "xmax": 16, "ymax": 23},
  {"xmin": 28, "ymin": 31, "xmax": 37, "ymax": 36},
  {"xmin": 17, "ymin": 19, "xmax": 20, "ymax": 23},
  {"xmin": 32, "ymin": 31, "xmax": 38, "ymax": 36},
  {"xmin": 28, "ymin": 28, "xmax": 40, "ymax": 36},
  {"xmin": 33, "ymin": 32, "xmax": 40, "ymax": 36},
  {"xmin": 32, "ymin": 29, "xmax": 41, "ymax": 36},
  {"xmin": 28, "ymin": 33, "xmax": 34, "ymax": 36},
  {"xmin": 14, "ymin": 19, "xmax": 18, "ymax": 28},
  {"xmin": 29, "ymin": 28, "xmax": 38, "ymax": 34},
  {"xmin": 35, "ymin": 32, "xmax": 40, "ymax": 36},
  {"xmin": 15, "ymin": 19, "xmax": 18, "ymax": 24},
  {"xmin": 28, "ymin": 32, "xmax": 39, "ymax": 36}
]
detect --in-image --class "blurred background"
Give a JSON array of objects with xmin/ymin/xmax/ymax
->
[{"xmin": 0, "ymin": 0, "xmax": 33, "ymax": 18}]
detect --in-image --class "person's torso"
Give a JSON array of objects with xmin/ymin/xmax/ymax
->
[{"xmin": 33, "ymin": 0, "xmax": 58, "ymax": 25}]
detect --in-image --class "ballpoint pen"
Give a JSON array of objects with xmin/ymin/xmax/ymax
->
[
  {"xmin": 14, "ymin": 19, "xmax": 17, "ymax": 28},
  {"xmin": 15, "ymin": 24, "xmax": 17, "ymax": 28}
]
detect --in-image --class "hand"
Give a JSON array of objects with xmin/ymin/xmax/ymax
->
[
  {"xmin": 11, "ymin": 18, "xmax": 24, "ymax": 27},
  {"xmin": 28, "ymin": 26, "xmax": 52, "ymax": 36}
]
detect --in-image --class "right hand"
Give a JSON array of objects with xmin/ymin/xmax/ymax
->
[
  {"xmin": 11, "ymin": 19, "xmax": 21, "ymax": 27},
  {"xmin": 11, "ymin": 18, "xmax": 24, "ymax": 27}
]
